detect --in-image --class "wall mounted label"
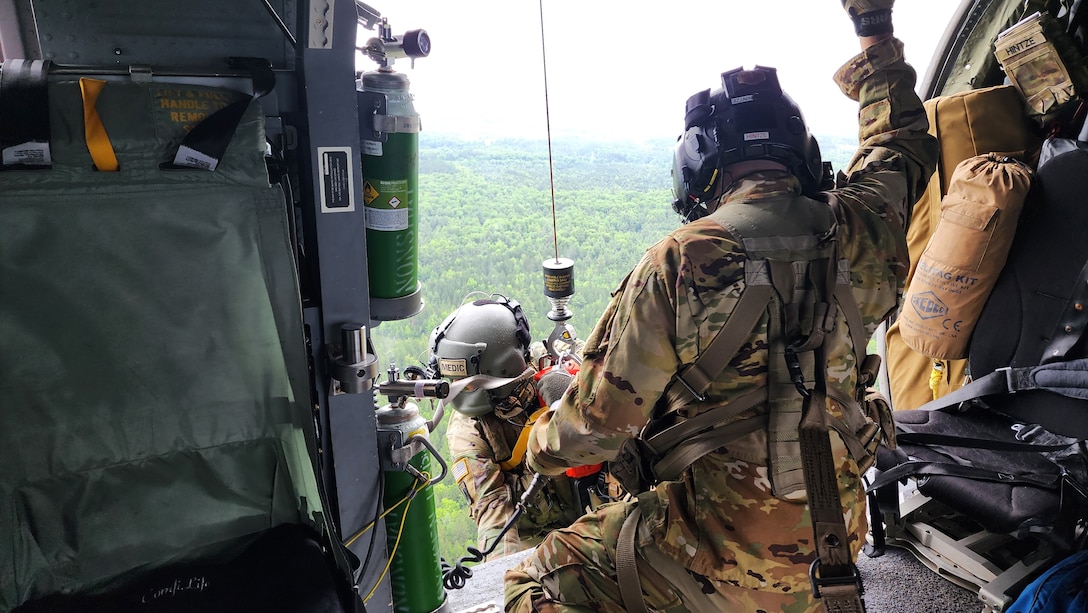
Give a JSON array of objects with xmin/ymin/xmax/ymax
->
[
  {"xmin": 362, "ymin": 140, "xmax": 383, "ymax": 156},
  {"xmin": 2, "ymin": 142, "xmax": 51, "ymax": 166},
  {"xmin": 363, "ymin": 177, "xmax": 410, "ymax": 230},
  {"xmin": 319, "ymin": 146, "xmax": 355, "ymax": 213}
]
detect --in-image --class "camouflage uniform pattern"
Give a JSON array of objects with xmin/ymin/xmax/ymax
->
[
  {"xmin": 505, "ymin": 36, "xmax": 937, "ymax": 612},
  {"xmin": 447, "ymin": 383, "xmax": 584, "ymax": 561}
]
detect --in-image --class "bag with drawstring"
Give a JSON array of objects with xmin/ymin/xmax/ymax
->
[{"xmin": 898, "ymin": 153, "xmax": 1033, "ymax": 360}]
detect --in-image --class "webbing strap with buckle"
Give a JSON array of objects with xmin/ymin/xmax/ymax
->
[
  {"xmin": 916, "ymin": 357, "xmax": 1088, "ymax": 414},
  {"xmin": 170, "ymin": 57, "xmax": 275, "ymax": 171},
  {"xmin": 866, "ymin": 459, "xmax": 1064, "ymax": 492},
  {"xmin": 800, "ymin": 342, "xmax": 866, "ymax": 611}
]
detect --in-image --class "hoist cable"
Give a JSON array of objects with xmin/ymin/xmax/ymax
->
[{"xmin": 538, "ymin": 0, "xmax": 560, "ymax": 261}]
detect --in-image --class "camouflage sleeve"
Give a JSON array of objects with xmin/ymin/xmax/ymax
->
[
  {"xmin": 446, "ymin": 412, "xmax": 521, "ymax": 557},
  {"xmin": 832, "ymin": 36, "xmax": 939, "ymax": 324},
  {"xmin": 834, "ymin": 36, "xmax": 938, "ymax": 230},
  {"xmin": 526, "ymin": 250, "xmax": 680, "ymax": 475}
]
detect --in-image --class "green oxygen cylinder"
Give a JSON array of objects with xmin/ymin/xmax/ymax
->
[
  {"xmin": 376, "ymin": 401, "xmax": 447, "ymax": 613},
  {"xmin": 360, "ymin": 68, "xmax": 423, "ymax": 321}
]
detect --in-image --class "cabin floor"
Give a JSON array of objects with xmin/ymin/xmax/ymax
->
[{"xmin": 446, "ymin": 544, "xmax": 984, "ymax": 613}]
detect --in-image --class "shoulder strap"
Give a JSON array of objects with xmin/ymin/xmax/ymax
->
[
  {"xmin": 664, "ymin": 283, "xmax": 774, "ymax": 406},
  {"xmin": 497, "ymin": 406, "xmax": 549, "ymax": 472},
  {"xmin": 616, "ymin": 506, "xmax": 650, "ymax": 613}
]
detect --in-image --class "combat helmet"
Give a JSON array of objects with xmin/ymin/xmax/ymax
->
[
  {"xmin": 672, "ymin": 66, "xmax": 825, "ymax": 222},
  {"xmin": 428, "ymin": 295, "xmax": 532, "ymax": 417}
]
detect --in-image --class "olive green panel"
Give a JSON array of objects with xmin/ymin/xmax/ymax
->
[
  {"xmin": 32, "ymin": 0, "xmax": 297, "ymax": 69},
  {"xmin": 933, "ymin": 0, "xmax": 1027, "ymax": 97},
  {"xmin": 0, "ymin": 81, "xmax": 323, "ymax": 608}
]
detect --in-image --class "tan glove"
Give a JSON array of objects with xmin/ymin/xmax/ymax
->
[{"xmin": 841, "ymin": 0, "xmax": 894, "ymax": 37}]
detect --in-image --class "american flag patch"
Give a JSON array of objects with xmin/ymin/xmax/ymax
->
[{"xmin": 453, "ymin": 458, "xmax": 470, "ymax": 483}]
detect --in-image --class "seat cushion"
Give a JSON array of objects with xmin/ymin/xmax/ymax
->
[{"xmin": 12, "ymin": 524, "xmax": 347, "ymax": 613}]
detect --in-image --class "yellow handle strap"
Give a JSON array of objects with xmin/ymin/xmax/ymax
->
[
  {"xmin": 498, "ymin": 406, "xmax": 549, "ymax": 472},
  {"xmin": 78, "ymin": 78, "xmax": 119, "ymax": 172},
  {"xmin": 929, "ymin": 360, "xmax": 945, "ymax": 401}
]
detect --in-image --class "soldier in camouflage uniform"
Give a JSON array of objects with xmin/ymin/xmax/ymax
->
[
  {"xmin": 504, "ymin": 1, "xmax": 937, "ymax": 611},
  {"xmin": 431, "ymin": 296, "xmax": 592, "ymax": 561}
]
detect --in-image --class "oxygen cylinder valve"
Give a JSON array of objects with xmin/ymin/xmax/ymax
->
[
  {"xmin": 377, "ymin": 370, "xmax": 449, "ymax": 408},
  {"xmin": 360, "ymin": 16, "xmax": 431, "ymax": 70}
]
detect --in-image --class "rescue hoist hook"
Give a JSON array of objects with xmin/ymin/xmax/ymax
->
[{"xmin": 537, "ymin": 0, "xmax": 580, "ymax": 365}]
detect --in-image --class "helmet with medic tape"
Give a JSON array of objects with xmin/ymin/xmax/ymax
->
[{"xmin": 428, "ymin": 295, "xmax": 532, "ymax": 417}]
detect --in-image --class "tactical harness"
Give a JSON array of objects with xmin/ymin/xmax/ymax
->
[{"xmin": 613, "ymin": 194, "xmax": 893, "ymax": 613}]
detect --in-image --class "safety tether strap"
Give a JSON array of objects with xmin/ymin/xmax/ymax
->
[
  {"xmin": 800, "ymin": 343, "xmax": 866, "ymax": 612},
  {"xmin": 617, "ymin": 505, "xmax": 651, "ymax": 613},
  {"xmin": 498, "ymin": 405, "xmax": 549, "ymax": 472},
  {"xmin": 0, "ymin": 59, "xmax": 52, "ymax": 168},
  {"xmin": 833, "ymin": 270, "xmax": 868, "ymax": 368},
  {"xmin": 78, "ymin": 78, "xmax": 120, "ymax": 172}
]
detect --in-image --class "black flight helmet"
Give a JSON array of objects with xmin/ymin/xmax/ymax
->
[{"xmin": 672, "ymin": 66, "xmax": 823, "ymax": 222}]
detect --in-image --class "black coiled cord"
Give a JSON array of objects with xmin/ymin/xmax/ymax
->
[
  {"xmin": 442, "ymin": 474, "xmax": 548, "ymax": 590},
  {"xmin": 441, "ymin": 508, "xmax": 521, "ymax": 590}
]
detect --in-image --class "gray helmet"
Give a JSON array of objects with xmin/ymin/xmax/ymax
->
[{"xmin": 428, "ymin": 295, "xmax": 532, "ymax": 417}]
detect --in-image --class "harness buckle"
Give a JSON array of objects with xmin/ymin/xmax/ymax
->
[
  {"xmin": 784, "ymin": 347, "xmax": 811, "ymax": 398},
  {"xmin": 996, "ymin": 366, "xmax": 1016, "ymax": 393},
  {"xmin": 809, "ymin": 559, "xmax": 864, "ymax": 598},
  {"xmin": 675, "ymin": 373, "xmax": 707, "ymax": 403}
]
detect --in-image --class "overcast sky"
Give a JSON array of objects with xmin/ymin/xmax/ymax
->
[{"xmin": 363, "ymin": 1, "xmax": 964, "ymax": 141}]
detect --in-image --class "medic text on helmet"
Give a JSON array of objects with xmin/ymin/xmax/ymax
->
[{"xmin": 439, "ymin": 358, "xmax": 469, "ymax": 378}]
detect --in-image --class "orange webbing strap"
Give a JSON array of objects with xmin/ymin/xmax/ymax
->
[
  {"xmin": 498, "ymin": 405, "xmax": 549, "ymax": 472},
  {"xmin": 78, "ymin": 78, "xmax": 119, "ymax": 172}
]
